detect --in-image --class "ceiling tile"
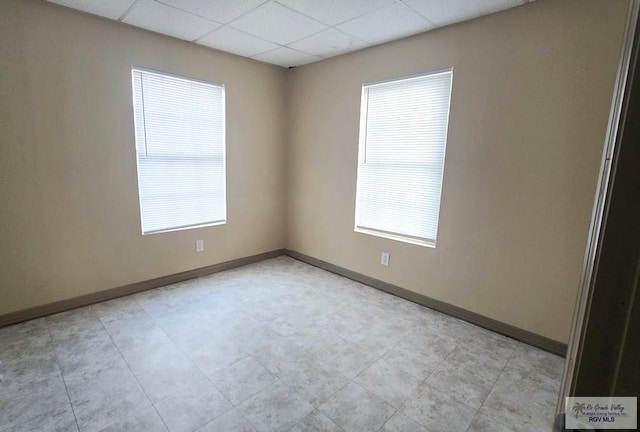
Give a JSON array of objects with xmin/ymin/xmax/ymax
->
[
  {"xmin": 48, "ymin": 0, "xmax": 527, "ymax": 66},
  {"xmin": 289, "ymin": 28, "xmax": 369, "ymax": 58},
  {"xmin": 252, "ymin": 47, "xmax": 322, "ymax": 67},
  {"xmin": 337, "ymin": 2, "xmax": 435, "ymax": 45},
  {"xmin": 230, "ymin": 2, "xmax": 327, "ymax": 45},
  {"xmin": 276, "ymin": 0, "xmax": 395, "ymax": 25},
  {"xmin": 123, "ymin": 0, "xmax": 221, "ymax": 41},
  {"xmin": 404, "ymin": 0, "xmax": 523, "ymax": 26},
  {"xmin": 197, "ymin": 26, "xmax": 280, "ymax": 57},
  {"xmin": 156, "ymin": 0, "xmax": 268, "ymax": 23},
  {"xmin": 47, "ymin": 0, "xmax": 136, "ymax": 20}
]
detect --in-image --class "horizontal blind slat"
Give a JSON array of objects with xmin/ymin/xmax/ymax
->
[
  {"xmin": 355, "ymin": 70, "xmax": 452, "ymax": 243},
  {"xmin": 132, "ymin": 68, "xmax": 226, "ymax": 234}
]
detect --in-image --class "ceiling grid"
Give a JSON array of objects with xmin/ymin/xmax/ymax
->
[{"xmin": 45, "ymin": 0, "xmax": 531, "ymax": 67}]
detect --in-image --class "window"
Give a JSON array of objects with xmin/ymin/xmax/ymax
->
[
  {"xmin": 131, "ymin": 68, "xmax": 226, "ymax": 234},
  {"xmin": 355, "ymin": 69, "xmax": 453, "ymax": 247}
]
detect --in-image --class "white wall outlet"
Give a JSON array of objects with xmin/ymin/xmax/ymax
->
[
  {"xmin": 196, "ymin": 240, "xmax": 204, "ymax": 252},
  {"xmin": 381, "ymin": 252, "xmax": 390, "ymax": 266}
]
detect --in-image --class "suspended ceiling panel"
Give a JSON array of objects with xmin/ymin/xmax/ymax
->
[{"xmin": 46, "ymin": 0, "xmax": 531, "ymax": 67}]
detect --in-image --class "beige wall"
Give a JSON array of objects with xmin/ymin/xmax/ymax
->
[
  {"xmin": 286, "ymin": 0, "xmax": 628, "ymax": 343},
  {"xmin": 0, "ymin": 0, "xmax": 288, "ymax": 315}
]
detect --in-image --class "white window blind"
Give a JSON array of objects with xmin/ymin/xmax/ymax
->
[
  {"xmin": 355, "ymin": 70, "xmax": 452, "ymax": 246},
  {"xmin": 132, "ymin": 68, "xmax": 226, "ymax": 234}
]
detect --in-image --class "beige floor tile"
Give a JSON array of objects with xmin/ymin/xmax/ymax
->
[
  {"xmin": 319, "ymin": 382, "xmax": 395, "ymax": 432},
  {"xmin": 209, "ymin": 356, "xmax": 277, "ymax": 405},
  {"xmin": 354, "ymin": 359, "xmax": 422, "ymax": 408},
  {"xmin": 196, "ymin": 408, "xmax": 256, "ymax": 432},
  {"xmin": 237, "ymin": 382, "xmax": 313, "ymax": 432},
  {"xmin": 402, "ymin": 382, "xmax": 477, "ymax": 432},
  {"xmin": 288, "ymin": 410, "xmax": 343, "ymax": 432},
  {"xmin": 154, "ymin": 385, "xmax": 232, "ymax": 432},
  {"xmin": 381, "ymin": 412, "xmax": 429, "ymax": 432}
]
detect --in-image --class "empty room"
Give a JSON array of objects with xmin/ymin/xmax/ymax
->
[{"xmin": 2, "ymin": 0, "xmax": 638, "ymax": 431}]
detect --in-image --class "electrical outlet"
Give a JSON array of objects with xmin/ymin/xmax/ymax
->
[
  {"xmin": 381, "ymin": 252, "xmax": 390, "ymax": 266},
  {"xmin": 196, "ymin": 240, "xmax": 204, "ymax": 252}
]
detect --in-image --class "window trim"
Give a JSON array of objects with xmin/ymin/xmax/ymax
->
[
  {"xmin": 354, "ymin": 68, "xmax": 453, "ymax": 248},
  {"xmin": 131, "ymin": 66, "xmax": 227, "ymax": 235}
]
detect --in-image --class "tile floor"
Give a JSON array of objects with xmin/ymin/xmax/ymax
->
[{"xmin": 0, "ymin": 256, "xmax": 564, "ymax": 432}]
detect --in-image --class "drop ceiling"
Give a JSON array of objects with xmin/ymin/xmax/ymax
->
[{"xmin": 45, "ymin": 0, "xmax": 532, "ymax": 67}]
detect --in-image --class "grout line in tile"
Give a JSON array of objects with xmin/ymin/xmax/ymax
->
[
  {"xmin": 468, "ymin": 342, "xmax": 518, "ymax": 432},
  {"xmin": 43, "ymin": 320, "xmax": 81, "ymax": 432},
  {"xmin": 96, "ymin": 312, "xmax": 161, "ymax": 431},
  {"xmin": 103, "ymin": 293, "xmax": 237, "ymax": 431}
]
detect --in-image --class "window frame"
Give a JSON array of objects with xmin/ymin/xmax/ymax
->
[
  {"xmin": 131, "ymin": 66, "xmax": 227, "ymax": 235},
  {"xmin": 354, "ymin": 68, "xmax": 453, "ymax": 248}
]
